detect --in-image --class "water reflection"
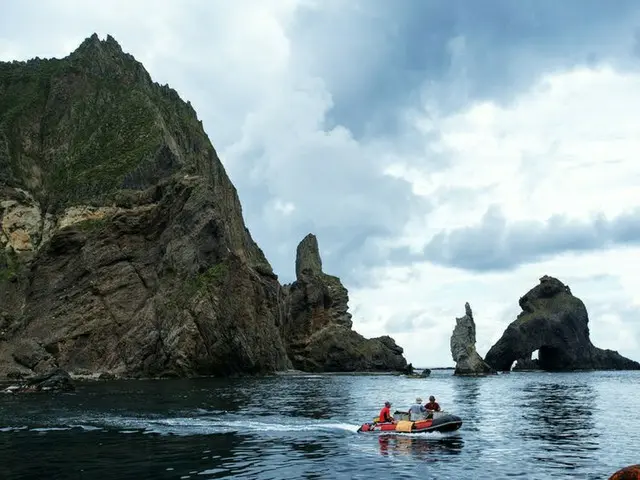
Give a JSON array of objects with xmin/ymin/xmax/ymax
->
[
  {"xmin": 377, "ymin": 435, "xmax": 464, "ymax": 460},
  {"xmin": 1, "ymin": 429, "xmax": 249, "ymax": 480},
  {"xmin": 520, "ymin": 381, "xmax": 600, "ymax": 469},
  {"xmin": 277, "ymin": 377, "xmax": 350, "ymax": 419},
  {"xmin": 452, "ymin": 377, "xmax": 482, "ymax": 432},
  {"xmin": 198, "ymin": 376, "xmax": 351, "ymax": 420}
]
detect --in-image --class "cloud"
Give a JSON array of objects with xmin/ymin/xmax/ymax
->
[
  {"xmin": 2, "ymin": 1, "xmax": 640, "ymax": 367},
  {"xmin": 421, "ymin": 206, "xmax": 640, "ymax": 271},
  {"xmin": 384, "ymin": 66, "xmax": 640, "ymax": 270}
]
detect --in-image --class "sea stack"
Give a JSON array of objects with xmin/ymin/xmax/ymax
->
[
  {"xmin": 281, "ymin": 234, "xmax": 408, "ymax": 372},
  {"xmin": 450, "ymin": 302, "xmax": 495, "ymax": 375},
  {"xmin": 484, "ymin": 275, "xmax": 640, "ymax": 372}
]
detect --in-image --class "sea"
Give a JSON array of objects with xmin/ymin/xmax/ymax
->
[{"xmin": 1, "ymin": 369, "xmax": 638, "ymax": 479}]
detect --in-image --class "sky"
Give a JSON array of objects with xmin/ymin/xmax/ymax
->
[{"xmin": 2, "ymin": 0, "xmax": 640, "ymax": 368}]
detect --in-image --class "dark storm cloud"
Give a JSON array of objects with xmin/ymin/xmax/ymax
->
[{"xmin": 289, "ymin": 0, "xmax": 640, "ymax": 139}]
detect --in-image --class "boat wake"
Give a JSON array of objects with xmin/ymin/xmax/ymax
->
[{"xmin": 0, "ymin": 414, "xmax": 361, "ymax": 437}]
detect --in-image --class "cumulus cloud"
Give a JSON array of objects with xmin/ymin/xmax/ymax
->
[
  {"xmin": 385, "ymin": 67, "xmax": 640, "ymax": 268},
  {"xmin": 2, "ymin": 0, "xmax": 640, "ymax": 366}
]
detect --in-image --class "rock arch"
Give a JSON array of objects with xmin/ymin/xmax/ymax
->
[{"xmin": 484, "ymin": 276, "xmax": 640, "ymax": 372}]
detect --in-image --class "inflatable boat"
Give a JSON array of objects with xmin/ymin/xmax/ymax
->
[{"xmin": 357, "ymin": 410, "xmax": 462, "ymax": 434}]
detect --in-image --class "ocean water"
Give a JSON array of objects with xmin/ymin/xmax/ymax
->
[{"xmin": 0, "ymin": 370, "xmax": 638, "ymax": 479}]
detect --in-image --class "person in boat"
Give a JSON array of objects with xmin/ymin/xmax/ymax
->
[
  {"xmin": 408, "ymin": 397, "xmax": 427, "ymax": 420},
  {"xmin": 378, "ymin": 401, "xmax": 395, "ymax": 423},
  {"xmin": 425, "ymin": 395, "xmax": 441, "ymax": 412}
]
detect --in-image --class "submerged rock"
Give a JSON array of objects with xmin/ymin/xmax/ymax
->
[
  {"xmin": 485, "ymin": 276, "xmax": 640, "ymax": 372},
  {"xmin": 450, "ymin": 303, "xmax": 495, "ymax": 376}
]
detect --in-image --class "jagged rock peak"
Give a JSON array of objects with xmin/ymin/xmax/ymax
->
[
  {"xmin": 295, "ymin": 233, "xmax": 323, "ymax": 280},
  {"xmin": 74, "ymin": 33, "xmax": 124, "ymax": 54},
  {"xmin": 68, "ymin": 33, "xmax": 152, "ymax": 86},
  {"xmin": 0, "ymin": 34, "xmax": 408, "ymax": 380}
]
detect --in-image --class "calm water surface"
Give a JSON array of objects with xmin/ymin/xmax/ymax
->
[{"xmin": 1, "ymin": 370, "xmax": 639, "ymax": 479}]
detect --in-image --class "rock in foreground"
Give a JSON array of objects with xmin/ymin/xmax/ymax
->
[
  {"xmin": 450, "ymin": 303, "xmax": 495, "ymax": 375},
  {"xmin": 609, "ymin": 465, "xmax": 640, "ymax": 480},
  {"xmin": 485, "ymin": 276, "xmax": 640, "ymax": 372}
]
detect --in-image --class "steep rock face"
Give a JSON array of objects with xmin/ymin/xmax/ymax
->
[
  {"xmin": 282, "ymin": 234, "xmax": 408, "ymax": 372},
  {"xmin": 0, "ymin": 34, "xmax": 407, "ymax": 378},
  {"xmin": 0, "ymin": 34, "xmax": 292, "ymax": 378},
  {"xmin": 450, "ymin": 302, "xmax": 494, "ymax": 375},
  {"xmin": 484, "ymin": 276, "xmax": 640, "ymax": 372}
]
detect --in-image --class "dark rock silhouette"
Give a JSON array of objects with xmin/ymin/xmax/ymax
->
[{"xmin": 485, "ymin": 276, "xmax": 640, "ymax": 372}]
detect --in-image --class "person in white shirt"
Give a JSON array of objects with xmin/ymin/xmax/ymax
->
[{"xmin": 408, "ymin": 397, "xmax": 427, "ymax": 421}]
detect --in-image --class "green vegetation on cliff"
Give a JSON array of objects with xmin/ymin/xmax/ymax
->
[
  {"xmin": 0, "ymin": 34, "xmax": 206, "ymax": 212},
  {"xmin": 0, "ymin": 249, "xmax": 19, "ymax": 283},
  {"xmin": 0, "ymin": 33, "xmax": 273, "ymax": 274}
]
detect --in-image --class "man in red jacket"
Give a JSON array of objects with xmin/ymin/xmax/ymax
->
[
  {"xmin": 425, "ymin": 395, "xmax": 441, "ymax": 412},
  {"xmin": 378, "ymin": 401, "xmax": 395, "ymax": 423}
]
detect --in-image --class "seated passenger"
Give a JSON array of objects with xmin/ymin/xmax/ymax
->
[
  {"xmin": 425, "ymin": 395, "xmax": 441, "ymax": 412},
  {"xmin": 378, "ymin": 401, "xmax": 395, "ymax": 423},
  {"xmin": 408, "ymin": 397, "xmax": 427, "ymax": 420}
]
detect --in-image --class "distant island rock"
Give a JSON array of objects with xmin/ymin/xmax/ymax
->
[
  {"xmin": 450, "ymin": 302, "xmax": 495, "ymax": 376},
  {"xmin": 0, "ymin": 34, "xmax": 408, "ymax": 380},
  {"xmin": 485, "ymin": 275, "xmax": 640, "ymax": 372}
]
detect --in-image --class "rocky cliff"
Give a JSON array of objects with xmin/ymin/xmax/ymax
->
[
  {"xmin": 282, "ymin": 234, "xmax": 408, "ymax": 372},
  {"xmin": 450, "ymin": 302, "xmax": 494, "ymax": 375},
  {"xmin": 484, "ymin": 275, "xmax": 640, "ymax": 372},
  {"xmin": 0, "ymin": 34, "xmax": 408, "ymax": 379}
]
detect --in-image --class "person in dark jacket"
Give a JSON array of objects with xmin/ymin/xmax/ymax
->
[{"xmin": 425, "ymin": 395, "xmax": 441, "ymax": 412}]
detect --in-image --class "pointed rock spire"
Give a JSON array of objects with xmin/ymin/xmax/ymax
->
[{"xmin": 295, "ymin": 233, "xmax": 323, "ymax": 280}]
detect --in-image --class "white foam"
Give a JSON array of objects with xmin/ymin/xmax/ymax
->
[{"xmin": 9, "ymin": 412, "xmax": 362, "ymax": 437}]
